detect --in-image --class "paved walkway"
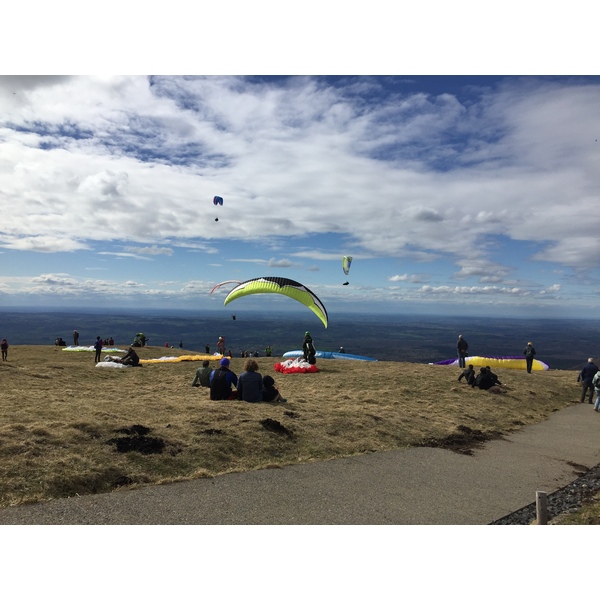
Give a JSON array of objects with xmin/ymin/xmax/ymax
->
[{"xmin": 1, "ymin": 403, "xmax": 599, "ymax": 525}]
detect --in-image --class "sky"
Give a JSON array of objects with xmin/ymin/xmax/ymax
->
[{"xmin": 1, "ymin": 5, "xmax": 600, "ymax": 321}]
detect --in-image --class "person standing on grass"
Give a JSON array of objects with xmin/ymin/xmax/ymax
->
[
  {"xmin": 457, "ymin": 335, "xmax": 469, "ymax": 368},
  {"xmin": 94, "ymin": 336, "xmax": 103, "ymax": 364},
  {"xmin": 524, "ymin": 342, "xmax": 536, "ymax": 373},
  {"xmin": 578, "ymin": 358, "xmax": 599, "ymax": 404},
  {"xmin": 302, "ymin": 331, "xmax": 316, "ymax": 365},
  {"xmin": 73, "ymin": 330, "xmax": 79, "ymax": 346},
  {"xmin": 1, "ymin": 338, "xmax": 8, "ymax": 361},
  {"xmin": 237, "ymin": 359, "xmax": 264, "ymax": 403}
]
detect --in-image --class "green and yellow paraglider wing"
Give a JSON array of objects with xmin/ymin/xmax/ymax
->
[
  {"xmin": 223, "ymin": 277, "xmax": 328, "ymax": 328},
  {"xmin": 342, "ymin": 256, "xmax": 352, "ymax": 276}
]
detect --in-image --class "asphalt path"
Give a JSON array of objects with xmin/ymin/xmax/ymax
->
[{"xmin": 1, "ymin": 403, "xmax": 599, "ymax": 525}]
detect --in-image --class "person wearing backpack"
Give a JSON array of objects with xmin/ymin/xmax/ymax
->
[
  {"xmin": 209, "ymin": 358, "xmax": 238, "ymax": 400},
  {"xmin": 302, "ymin": 331, "xmax": 317, "ymax": 365}
]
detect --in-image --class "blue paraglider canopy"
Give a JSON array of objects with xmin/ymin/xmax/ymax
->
[{"xmin": 213, "ymin": 196, "xmax": 224, "ymax": 206}]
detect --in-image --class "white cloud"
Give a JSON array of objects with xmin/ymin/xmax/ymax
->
[
  {"xmin": 267, "ymin": 258, "xmax": 293, "ymax": 268},
  {"xmin": 419, "ymin": 285, "xmax": 529, "ymax": 296},
  {"xmin": 388, "ymin": 273, "xmax": 427, "ymax": 283},
  {"xmin": 0, "ymin": 235, "xmax": 89, "ymax": 252},
  {"xmin": 123, "ymin": 245, "xmax": 174, "ymax": 256},
  {"xmin": 453, "ymin": 259, "xmax": 514, "ymax": 283},
  {"xmin": 97, "ymin": 252, "xmax": 153, "ymax": 261},
  {"xmin": 1, "ymin": 75, "xmax": 600, "ymax": 310}
]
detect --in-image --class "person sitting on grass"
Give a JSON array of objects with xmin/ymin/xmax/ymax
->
[
  {"xmin": 118, "ymin": 346, "xmax": 140, "ymax": 366},
  {"xmin": 209, "ymin": 357, "xmax": 238, "ymax": 400},
  {"xmin": 237, "ymin": 359, "xmax": 264, "ymax": 403},
  {"xmin": 485, "ymin": 366, "xmax": 502, "ymax": 387},
  {"xmin": 262, "ymin": 375, "xmax": 287, "ymax": 403},
  {"xmin": 191, "ymin": 360, "xmax": 212, "ymax": 387},
  {"xmin": 473, "ymin": 367, "xmax": 494, "ymax": 390},
  {"xmin": 458, "ymin": 364, "xmax": 475, "ymax": 385}
]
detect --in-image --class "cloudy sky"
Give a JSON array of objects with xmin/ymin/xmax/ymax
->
[
  {"xmin": 1, "ymin": 74, "xmax": 599, "ymax": 318},
  {"xmin": 1, "ymin": 7, "xmax": 599, "ymax": 320}
]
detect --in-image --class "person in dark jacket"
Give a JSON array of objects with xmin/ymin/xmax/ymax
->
[
  {"xmin": 94, "ymin": 336, "xmax": 103, "ymax": 363},
  {"xmin": 302, "ymin": 331, "xmax": 316, "ymax": 365},
  {"xmin": 262, "ymin": 375, "xmax": 287, "ymax": 403},
  {"xmin": 577, "ymin": 358, "xmax": 599, "ymax": 404},
  {"xmin": 458, "ymin": 364, "xmax": 475, "ymax": 385},
  {"xmin": 473, "ymin": 367, "xmax": 494, "ymax": 390},
  {"xmin": 209, "ymin": 358, "xmax": 238, "ymax": 400},
  {"xmin": 119, "ymin": 346, "xmax": 140, "ymax": 366},
  {"xmin": 485, "ymin": 366, "xmax": 502, "ymax": 386},
  {"xmin": 237, "ymin": 359, "xmax": 264, "ymax": 403},
  {"xmin": 524, "ymin": 342, "xmax": 536, "ymax": 373},
  {"xmin": 457, "ymin": 335, "xmax": 469, "ymax": 368}
]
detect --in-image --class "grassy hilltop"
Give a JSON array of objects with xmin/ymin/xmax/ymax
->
[{"xmin": 0, "ymin": 344, "xmax": 589, "ymax": 510}]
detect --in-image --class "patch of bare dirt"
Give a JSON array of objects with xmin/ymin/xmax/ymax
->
[
  {"xmin": 107, "ymin": 424, "xmax": 166, "ymax": 454},
  {"xmin": 420, "ymin": 424, "xmax": 504, "ymax": 455}
]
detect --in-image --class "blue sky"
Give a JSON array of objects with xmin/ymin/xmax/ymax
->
[{"xmin": 1, "ymin": 7, "xmax": 599, "ymax": 320}]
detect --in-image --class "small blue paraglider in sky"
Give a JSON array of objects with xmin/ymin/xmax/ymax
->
[{"xmin": 213, "ymin": 196, "xmax": 223, "ymax": 221}]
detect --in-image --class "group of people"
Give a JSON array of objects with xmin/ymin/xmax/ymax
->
[
  {"xmin": 192, "ymin": 357, "xmax": 287, "ymax": 403},
  {"xmin": 102, "ymin": 345, "xmax": 141, "ymax": 366},
  {"xmin": 458, "ymin": 364, "xmax": 503, "ymax": 390},
  {"xmin": 578, "ymin": 358, "xmax": 600, "ymax": 411}
]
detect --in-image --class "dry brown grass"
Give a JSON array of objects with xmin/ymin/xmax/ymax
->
[{"xmin": 0, "ymin": 344, "xmax": 581, "ymax": 508}]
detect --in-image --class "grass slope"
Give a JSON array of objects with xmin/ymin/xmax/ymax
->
[{"xmin": 0, "ymin": 344, "xmax": 585, "ymax": 509}]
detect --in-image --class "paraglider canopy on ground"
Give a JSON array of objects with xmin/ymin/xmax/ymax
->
[{"xmin": 433, "ymin": 355, "xmax": 550, "ymax": 370}]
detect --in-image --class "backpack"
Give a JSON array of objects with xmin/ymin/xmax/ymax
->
[{"xmin": 210, "ymin": 368, "xmax": 230, "ymax": 400}]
